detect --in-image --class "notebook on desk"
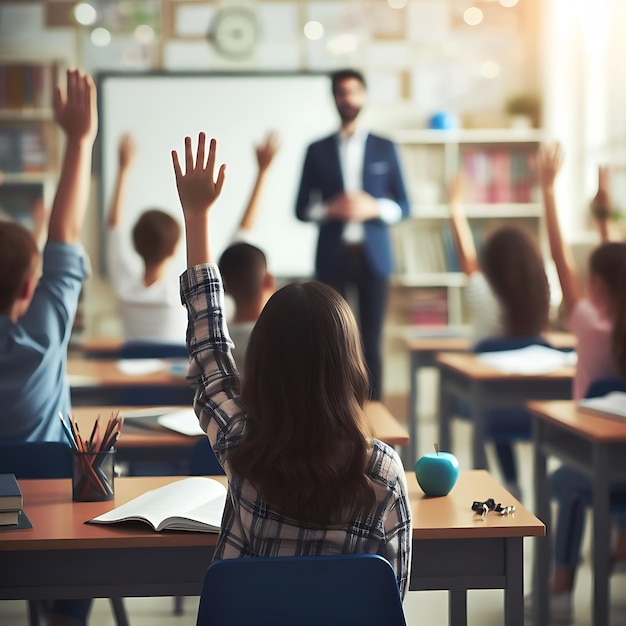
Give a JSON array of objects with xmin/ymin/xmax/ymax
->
[
  {"xmin": 122, "ymin": 408, "xmax": 204, "ymax": 436},
  {"xmin": 579, "ymin": 392, "xmax": 626, "ymax": 421}
]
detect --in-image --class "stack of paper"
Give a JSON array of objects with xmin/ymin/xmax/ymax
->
[
  {"xmin": 579, "ymin": 392, "xmax": 626, "ymax": 420},
  {"xmin": 477, "ymin": 345, "xmax": 577, "ymax": 375}
]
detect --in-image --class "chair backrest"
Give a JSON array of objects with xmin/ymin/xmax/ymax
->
[
  {"xmin": 117, "ymin": 342, "xmax": 189, "ymax": 359},
  {"xmin": 196, "ymin": 554, "xmax": 406, "ymax": 626},
  {"xmin": 473, "ymin": 335, "xmax": 550, "ymax": 354},
  {"xmin": 585, "ymin": 377, "xmax": 626, "ymax": 399},
  {"xmin": 189, "ymin": 438, "xmax": 225, "ymax": 476},
  {"xmin": 0, "ymin": 442, "xmax": 73, "ymax": 479}
]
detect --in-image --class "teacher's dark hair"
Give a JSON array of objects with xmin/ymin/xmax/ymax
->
[
  {"xmin": 330, "ymin": 69, "xmax": 367, "ymax": 95},
  {"xmin": 230, "ymin": 281, "xmax": 376, "ymax": 526}
]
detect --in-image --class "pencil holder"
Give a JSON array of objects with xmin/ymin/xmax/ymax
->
[{"xmin": 71, "ymin": 449, "xmax": 116, "ymax": 502}]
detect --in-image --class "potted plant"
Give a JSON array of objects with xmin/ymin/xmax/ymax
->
[{"xmin": 505, "ymin": 93, "xmax": 541, "ymax": 129}]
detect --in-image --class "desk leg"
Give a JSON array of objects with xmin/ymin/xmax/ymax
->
[
  {"xmin": 448, "ymin": 590, "xmax": 467, "ymax": 626},
  {"xmin": 469, "ymin": 382, "xmax": 488, "ymax": 470},
  {"xmin": 533, "ymin": 417, "xmax": 550, "ymax": 626},
  {"xmin": 592, "ymin": 444, "xmax": 610, "ymax": 626},
  {"xmin": 27, "ymin": 600, "xmax": 42, "ymax": 626},
  {"xmin": 504, "ymin": 538, "xmax": 523, "ymax": 626},
  {"xmin": 438, "ymin": 369, "xmax": 453, "ymax": 454},
  {"xmin": 406, "ymin": 350, "xmax": 421, "ymax": 469}
]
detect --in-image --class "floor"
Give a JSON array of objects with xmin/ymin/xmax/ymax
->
[{"xmin": 2, "ymin": 359, "xmax": 626, "ymax": 624}]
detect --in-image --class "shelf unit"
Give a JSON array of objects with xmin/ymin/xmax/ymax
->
[
  {"xmin": 0, "ymin": 58, "xmax": 62, "ymax": 230},
  {"xmin": 387, "ymin": 128, "xmax": 545, "ymax": 332}
]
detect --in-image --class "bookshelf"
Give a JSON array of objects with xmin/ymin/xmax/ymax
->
[
  {"xmin": 387, "ymin": 128, "xmax": 545, "ymax": 334},
  {"xmin": 0, "ymin": 60, "xmax": 61, "ymax": 230}
]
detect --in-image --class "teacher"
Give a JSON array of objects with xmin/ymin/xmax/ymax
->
[{"xmin": 295, "ymin": 68, "xmax": 410, "ymax": 400}]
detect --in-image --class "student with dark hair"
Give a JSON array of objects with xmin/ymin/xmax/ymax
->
[
  {"xmin": 447, "ymin": 174, "xmax": 550, "ymax": 497},
  {"xmin": 173, "ymin": 133, "xmax": 411, "ymax": 596},
  {"xmin": 525, "ymin": 144, "xmax": 626, "ymax": 624},
  {"xmin": 217, "ymin": 132, "xmax": 278, "ymax": 373},
  {"xmin": 107, "ymin": 133, "xmax": 187, "ymax": 342},
  {"xmin": 295, "ymin": 68, "xmax": 410, "ymax": 401},
  {"xmin": 0, "ymin": 68, "xmax": 97, "ymax": 626}
]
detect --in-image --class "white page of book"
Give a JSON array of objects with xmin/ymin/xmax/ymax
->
[
  {"xmin": 579, "ymin": 391, "xmax": 626, "ymax": 420},
  {"xmin": 157, "ymin": 409, "xmax": 205, "ymax": 437},
  {"xmin": 476, "ymin": 345, "xmax": 577, "ymax": 375},
  {"xmin": 90, "ymin": 477, "xmax": 226, "ymax": 532}
]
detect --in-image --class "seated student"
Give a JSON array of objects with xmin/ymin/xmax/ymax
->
[
  {"xmin": 217, "ymin": 131, "xmax": 278, "ymax": 373},
  {"xmin": 0, "ymin": 69, "xmax": 97, "ymax": 626},
  {"xmin": 173, "ymin": 134, "xmax": 412, "ymax": 596},
  {"xmin": 107, "ymin": 133, "xmax": 187, "ymax": 343},
  {"xmin": 530, "ymin": 144, "xmax": 626, "ymax": 623},
  {"xmin": 448, "ymin": 173, "xmax": 551, "ymax": 497}
]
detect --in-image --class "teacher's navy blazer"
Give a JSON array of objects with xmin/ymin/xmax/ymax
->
[{"xmin": 295, "ymin": 132, "xmax": 409, "ymax": 280}]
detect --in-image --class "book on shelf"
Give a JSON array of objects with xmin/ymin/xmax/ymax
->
[
  {"xmin": 0, "ymin": 128, "xmax": 48, "ymax": 173},
  {"xmin": 88, "ymin": 477, "xmax": 226, "ymax": 533},
  {"xmin": 0, "ymin": 473, "xmax": 23, "ymax": 512},
  {"xmin": 406, "ymin": 288, "xmax": 448, "ymax": 326},
  {"xmin": 0, "ymin": 63, "xmax": 56, "ymax": 110},
  {"xmin": 578, "ymin": 392, "xmax": 626, "ymax": 421}
]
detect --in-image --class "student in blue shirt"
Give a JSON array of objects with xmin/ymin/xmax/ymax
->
[{"xmin": 0, "ymin": 69, "xmax": 97, "ymax": 626}]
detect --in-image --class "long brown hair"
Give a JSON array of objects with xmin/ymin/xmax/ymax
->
[
  {"xmin": 589, "ymin": 242, "xmax": 626, "ymax": 378},
  {"xmin": 481, "ymin": 226, "xmax": 550, "ymax": 336},
  {"xmin": 229, "ymin": 281, "xmax": 376, "ymax": 526}
]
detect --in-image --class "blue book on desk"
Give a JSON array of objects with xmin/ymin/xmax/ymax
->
[{"xmin": 0, "ymin": 473, "xmax": 22, "ymax": 511}]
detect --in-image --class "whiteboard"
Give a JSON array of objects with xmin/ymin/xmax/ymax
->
[{"xmin": 99, "ymin": 73, "xmax": 339, "ymax": 278}]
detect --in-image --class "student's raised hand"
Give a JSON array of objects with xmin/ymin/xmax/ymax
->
[
  {"xmin": 591, "ymin": 165, "xmax": 612, "ymax": 221},
  {"xmin": 118, "ymin": 133, "xmax": 137, "ymax": 171},
  {"xmin": 54, "ymin": 69, "xmax": 98, "ymax": 143},
  {"xmin": 537, "ymin": 143, "xmax": 563, "ymax": 189},
  {"xmin": 447, "ymin": 172, "xmax": 465, "ymax": 213},
  {"xmin": 172, "ymin": 133, "xmax": 226, "ymax": 218},
  {"xmin": 256, "ymin": 131, "xmax": 279, "ymax": 173}
]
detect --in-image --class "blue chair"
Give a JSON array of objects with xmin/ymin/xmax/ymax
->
[
  {"xmin": 195, "ymin": 554, "xmax": 406, "ymax": 626},
  {"xmin": 585, "ymin": 376, "xmax": 626, "ymax": 399},
  {"xmin": 0, "ymin": 442, "xmax": 128, "ymax": 626},
  {"xmin": 189, "ymin": 438, "xmax": 225, "ymax": 476},
  {"xmin": 455, "ymin": 336, "xmax": 556, "ymax": 489}
]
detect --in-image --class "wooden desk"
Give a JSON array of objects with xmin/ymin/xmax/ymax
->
[
  {"xmin": 76, "ymin": 335, "xmax": 123, "ymax": 358},
  {"xmin": 528, "ymin": 400, "xmax": 626, "ymax": 626},
  {"xmin": 405, "ymin": 332, "xmax": 576, "ymax": 467},
  {"xmin": 0, "ymin": 470, "xmax": 543, "ymax": 626},
  {"xmin": 72, "ymin": 401, "xmax": 410, "ymax": 466},
  {"xmin": 436, "ymin": 352, "xmax": 574, "ymax": 469}
]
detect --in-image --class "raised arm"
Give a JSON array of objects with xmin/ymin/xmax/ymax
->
[
  {"xmin": 591, "ymin": 165, "xmax": 613, "ymax": 244},
  {"xmin": 448, "ymin": 173, "xmax": 479, "ymax": 275},
  {"xmin": 538, "ymin": 143, "xmax": 581, "ymax": 313},
  {"xmin": 239, "ymin": 131, "xmax": 278, "ymax": 232},
  {"xmin": 172, "ymin": 133, "xmax": 226, "ymax": 267},
  {"xmin": 107, "ymin": 133, "xmax": 136, "ymax": 229},
  {"xmin": 47, "ymin": 69, "xmax": 98, "ymax": 244}
]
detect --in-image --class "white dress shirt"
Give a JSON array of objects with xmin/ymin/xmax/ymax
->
[{"xmin": 307, "ymin": 128, "xmax": 402, "ymax": 243}]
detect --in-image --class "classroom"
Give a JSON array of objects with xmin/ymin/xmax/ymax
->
[{"xmin": 1, "ymin": 1, "xmax": 626, "ymax": 625}]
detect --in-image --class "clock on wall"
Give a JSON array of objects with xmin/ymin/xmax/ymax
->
[{"xmin": 207, "ymin": 6, "xmax": 259, "ymax": 60}]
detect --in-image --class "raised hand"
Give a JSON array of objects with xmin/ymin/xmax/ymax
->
[
  {"xmin": 591, "ymin": 165, "xmax": 612, "ymax": 221},
  {"xmin": 537, "ymin": 143, "xmax": 564, "ymax": 189},
  {"xmin": 255, "ymin": 131, "xmax": 279, "ymax": 173},
  {"xmin": 447, "ymin": 172, "xmax": 465, "ymax": 214},
  {"xmin": 172, "ymin": 133, "xmax": 226, "ymax": 218},
  {"xmin": 53, "ymin": 69, "xmax": 98, "ymax": 143},
  {"xmin": 118, "ymin": 133, "xmax": 137, "ymax": 171}
]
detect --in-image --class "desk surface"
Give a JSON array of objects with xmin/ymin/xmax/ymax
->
[
  {"xmin": 77, "ymin": 335, "xmax": 123, "ymax": 354},
  {"xmin": 67, "ymin": 358, "xmax": 187, "ymax": 387},
  {"xmin": 0, "ymin": 470, "xmax": 543, "ymax": 551},
  {"xmin": 436, "ymin": 352, "xmax": 575, "ymax": 381},
  {"xmin": 72, "ymin": 401, "xmax": 410, "ymax": 449},
  {"xmin": 408, "ymin": 332, "xmax": 576, "ymax": 353},
  {"xmin": 528, "ymin": 400, "xmax": 626, "ymax": 442}
]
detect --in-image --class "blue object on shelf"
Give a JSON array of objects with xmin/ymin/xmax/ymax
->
[{"xmin": 428, "ymin": 111, "xmax": 458, "ymax": 130}]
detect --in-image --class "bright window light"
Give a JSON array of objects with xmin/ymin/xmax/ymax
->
[
  {"xmin": 90, "ymin": 27, "xmax": 111, "ymax": 47},
  {"xmin": 134, "ymin": 24, "xmax": 155, "ymax": 44},
  {"xmin": 73, "ymin": 2, "xmax": 97, "ymax": 26},
  {"xmin": 387, "ymin": 0, "xmax": 408, "ymax": 9},
  {"xmin": 481, "ymin": 60, "xmax": 501, "ymax": 79},
  {"xmin": 499, "ymin": 0, "xmax": 519, "ymax": 7},
  {"xmin": 303, "ymin": 20, "xmax": 324, "ymax": 41},
  {"xmin": 463, "ymin": 7, "xmax": 484, "ymax": 26}
]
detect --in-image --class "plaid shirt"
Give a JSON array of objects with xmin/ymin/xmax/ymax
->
[{"xmin": 180, "ymin": 264, "xmax": 412, "ymax": 596}]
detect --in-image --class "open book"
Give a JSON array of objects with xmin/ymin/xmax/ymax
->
[
  {"xmin": 476, "ymin": 345, "xmax": 577, "ymax": 375},
  {"xmin": 89, "ymin": 477, "xmax": 226, "ymax": 532},
  {"xmin": 579, "ymin": 392, "xmax": 626, "ymax": 421}
]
